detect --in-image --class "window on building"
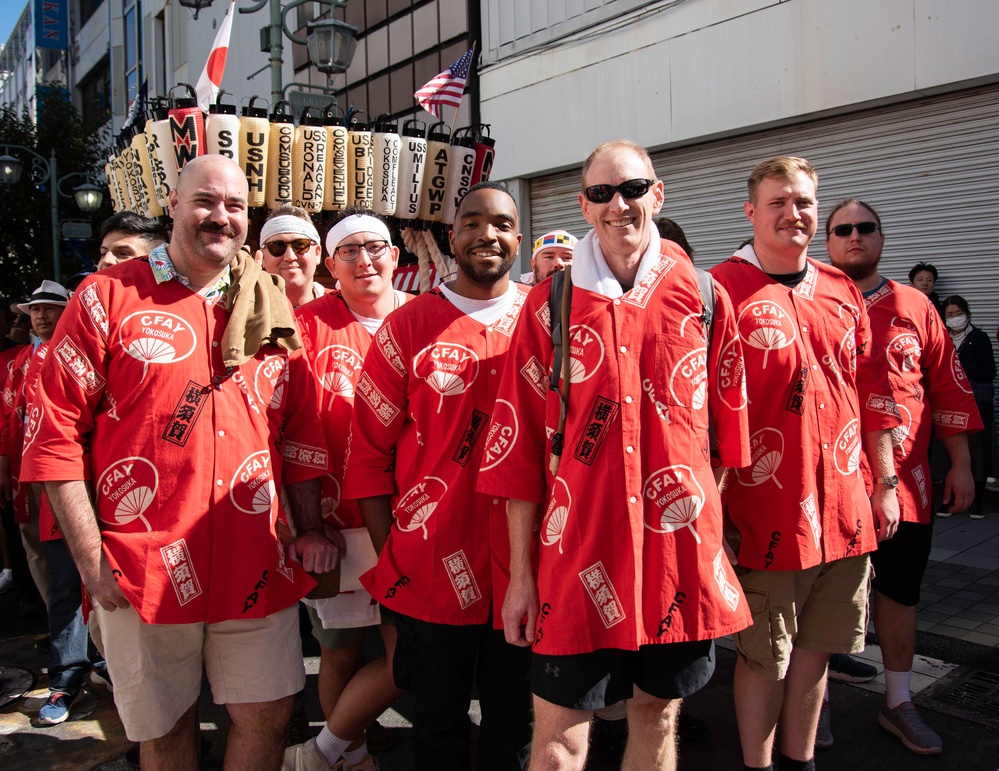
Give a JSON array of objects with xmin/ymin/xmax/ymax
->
[
  {"xmin": 154, "ymin": 12, "xmax": 166, "ymax": 95},
  {"xmin": 79, "ymin": 56, "xmax": 112, "ymax": 133},
  {"xmin": 79, "ymin": 0, "xmax": 106, "ymax": 28},
  {"xmin": 124, "ymin": 2, "xmax": 138, "ymax": 105}
]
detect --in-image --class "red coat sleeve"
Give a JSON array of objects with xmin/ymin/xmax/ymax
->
[
  {"xmin": 854, "ymin": 293, "xmax": 901, "ymax": 434},
  {"xmin": 922, "ymin": 302, "xmax": 984, "ymax": 437},
  {"xmin": 23, "ymin": 279, "xmax": 110, "ymax": 482},
  {"xmin": 706, "ymin": 278, "xmax": 751, "ymax": 470},
  {"xmin": 278, "ymin": 346, "xmax": 330, "ymax": 485},
  {"xmin": 476, "ymin": 284, "xmax": 552, "ymax": 505}
]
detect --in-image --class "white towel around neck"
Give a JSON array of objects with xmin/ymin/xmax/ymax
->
[{"xmin": 570, "ymin": 229, "xmax": 664, "ymax": 298}]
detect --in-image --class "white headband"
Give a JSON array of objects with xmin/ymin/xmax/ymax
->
[
  {"xmin": 325, "ymin": 214, "xmax": 392, "ymax": 255},
  {"xmin": 260, "ymin": 215, "xmax": 321, "ymax": 246}
]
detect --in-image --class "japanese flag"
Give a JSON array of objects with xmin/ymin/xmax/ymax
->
[{"xmin": 195, "ymin": 0, "xmax": 236, "ymax": 112}]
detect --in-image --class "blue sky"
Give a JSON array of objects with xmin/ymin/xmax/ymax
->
[{"xmin": 1, "ymin": 2, "xmax": 29, "ymax": 48}]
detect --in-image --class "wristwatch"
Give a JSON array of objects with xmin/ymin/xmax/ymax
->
[{"xmin": 873, "ymin": 474, "xmax": 899, "ymax": 488}]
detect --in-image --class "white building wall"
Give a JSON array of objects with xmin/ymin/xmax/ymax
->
[
  {"xmin": 480, "ymin": 0, "xmax": 999, "ymax": 180},
  {"xmin": 1, "ymin": 3, "xmax": 38, "ymax": 122},
  {"xmin": 76, "ymin": 2, "xmax": 111, "ymax": 86}
]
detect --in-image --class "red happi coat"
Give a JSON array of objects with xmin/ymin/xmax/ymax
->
[
  {"xmin": 477, "ymin": 239, "xmax": 753, "ymax": 655},
  {"xmin": 1, "ymin": 344, "xmax": 39, "ymax": 524},
  {"xmin": 22, "ymin": 260, "xmax": 328, "ymax": 624},
  {"xmin": 864, "ymin": 280, "xmax": 982, "ymax": 524},
  {"xmin": 343, "ymin": 286, "xmax": 528, "ymax": 627},
  {"xmin": 296, "ymin": 291, "xmax": 408, "ymax": 530},
  {"xmin": 710, "ymin": 252, "xmax": 900, "ymax": 571}
]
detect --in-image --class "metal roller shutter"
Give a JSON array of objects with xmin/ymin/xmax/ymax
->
[{"xmin": 529, "ymin": 84, "xmax": 999, "ymax": 352}]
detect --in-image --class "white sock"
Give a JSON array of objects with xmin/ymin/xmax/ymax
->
[
  {"xmin": 883, "ymin": 668, "xmax": 912, "ymax": 710},
  {"xmin": 342, "ymin": 743, "xmax": 369, "ymax": 765},
  {"xmin": 315, "ymin": 728, "xmax": 351, "ymax": 766}
]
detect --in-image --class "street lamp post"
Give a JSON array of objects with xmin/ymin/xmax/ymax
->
[
  {"xmin": 0, "ymin": 144, "xmax": 104, "ymax": 284},
  {"xmin": 240, "ymin": 0, "xmax": 356, "ymax": 105}
]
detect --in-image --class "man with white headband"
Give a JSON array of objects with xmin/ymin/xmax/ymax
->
[
  {"xmin": 259, "ymin": 204, "xmax": 327, "ymax": 308},
  {"xmin": 284, "ymin": 209, "xmax": 408, "ymax": 771},
  {"xmin": 529, "ymin": 228, "xmax": 577, "ymax": 285},
  {"xmin": 344, "ymin": 182, "xmax": 534, "ymax": 771}
]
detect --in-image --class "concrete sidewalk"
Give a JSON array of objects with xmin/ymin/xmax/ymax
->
[{"xmin": 1, "ymin": 503, "xmax": 997, "ymax": 770}]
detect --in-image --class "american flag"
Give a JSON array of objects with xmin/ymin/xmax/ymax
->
[{"xmin": 415, "ymin": 48, "xmax": 476, "ymax": 118}]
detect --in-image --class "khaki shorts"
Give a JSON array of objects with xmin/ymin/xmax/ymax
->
[
  {"xmin": 91, "ymin": 603, "xmax": 305, "ymax": 741},
  {"xmin": 733, "ymin": 555, "xmax": 871, "ymax": 681},
  {"xmin": 305, "ymin": 603, "xmax": 366, "ymax": 651}
]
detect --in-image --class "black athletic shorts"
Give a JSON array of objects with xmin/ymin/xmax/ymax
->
[
  {"xmin": 870, "ymin": 522, "xmax": 933, "ymax": 607},
  {"xmin": 531, "ymin": 639, "xmax": 715, "ymax": 710}
]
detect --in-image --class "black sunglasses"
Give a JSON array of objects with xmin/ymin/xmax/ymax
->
[
  {"xmin": 263, "ymin": 238, "xmax": 315, "ymax": 257},
  {"xmin": 583, "ymin": 178, "xmax": 655, "ymax": 204},
  {"xmin": 830, "ymin": 221, "xmax": 878, "ymax": 237}
]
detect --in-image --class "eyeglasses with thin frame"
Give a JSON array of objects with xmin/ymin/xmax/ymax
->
[
  {"xmin": 263, "ymin": 238, "xmax": 316, "ymax": 257},
  {"xmin": 334, "ymin": 240, "xmax": 391, "ymax": 262},
  {"xmin": 583, "ymin": 178, "xmax": 655, "ymax": 204},
  {"xmin": 830, "ymin": 221, "xmax": 879, "ymax": 238}
]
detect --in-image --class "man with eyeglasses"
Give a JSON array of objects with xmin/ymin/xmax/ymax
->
[
  {"xmin": 710, "ymin": 157, "xmax": 901, "ymax": 771},
  {"xmin": 343, "ymin": 182, "xmax": 533, "ymax": 771},
  {"xmin": 284, "ymin": 209, "xmax": 409, "ymax": 771},
  {"xmin": 478, "ymin": 140, "xmax": 752, "ymax": 771},
  {"xmin": 825, "ymin": 198, "xmax": 978, "ymax": 756},
  {"xmin": 259, "ymin": 204, "xmax": 328, "ymax": 308}
]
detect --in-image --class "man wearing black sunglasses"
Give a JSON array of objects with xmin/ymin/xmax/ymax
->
[
  {"xmin": 825, "ymin": 198, "xmax": 977, "ymax": 757},
  {"xmin": 711, "ymin": 157, "xmax": 901, "ymax": 771},
  {"xmin": 259, "ymin": 205, "xmax": 328, "ymax": 308},
  {"xmin": 480, "ymin": 140, "xmax": 753, "ymax": 771}
]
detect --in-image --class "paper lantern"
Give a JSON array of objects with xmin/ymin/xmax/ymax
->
[
  {"xmin": 240, "ymin": 96, "xmax": 270, "ymax": 208},
  {"xmin": 118, "ymin": 135, "xmax": 145, "ymax": 215},
  {"xmin": 371, "ymin": 115, "xmax": 401, "ymax": 217},
  {"xmin": 347, "ymin": 116, "xmax": 372, "ymax": 209},
  {"xmin": 471, "ymin": 124, "xmax": 496, "ymax": 186},
  {"xmin": 322, "ymin": 105, "xmax": 347, "ymax": 212},
  {"xmin": 265, "ymin": 100, "xmax": 295, "ymax": 210},
  {"xmin": 112, "ymin": 152, "xmax": 135, "ymax": 212},
  {"xmin": 105, "ymin": 158, "xmax": 124, "ymax": 213},
  {"xmin": 131, "ymin": 129, "xmax": 165, "ymax": 217},
  {"xmin": 168, "ymin": 83, "xmax": 206, "ymax": 172},
  {"xmin": 144, "ymin": 99, "xmax": 175, "ymax": 208},
  {"xmin": 441, "ymin": 127, "xmax": 477, "ymax": 225},
  {"xmin": 293, "ymin": 107, "xmax": 327, "ymax": 212},
  {"xmin": 395, "ymin": 118, "xmax": 427, "ymax": 222},
  {"xmin": 206, "ymin": 90, "xmax": 240, "ymax": 161},
  {"xmin": 418, "ymin": 121, "xmax": 451, "ymax": 223}
]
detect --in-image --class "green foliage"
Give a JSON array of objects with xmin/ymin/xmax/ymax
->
[{"xmin": 0, "ymin": 85, "xmax": 112, "ymax": 297}]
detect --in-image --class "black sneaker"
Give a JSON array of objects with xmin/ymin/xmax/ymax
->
[{"xmin": 827, "ymin": 653, "xmax": 878, "ymax": 683}]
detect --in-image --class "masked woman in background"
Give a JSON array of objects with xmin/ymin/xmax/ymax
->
[{"xmin": 941, "ymin": 295, "xmax": 996, "ymax": 520}]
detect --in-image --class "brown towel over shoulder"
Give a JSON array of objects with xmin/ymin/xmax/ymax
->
[{"xmin": 222, "ymin": 248, "xmax": 301, "ymax": 367}]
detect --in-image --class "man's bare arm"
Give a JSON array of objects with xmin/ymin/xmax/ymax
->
[
  {"xmin": 862, "ymin": 428, "xmax": 900, "ymax": 541},
  {"xmin": 44, "ymin": 480, "xmax": 129, "ymax": 611},
  {"xmin": 359, "ymin": 495, "xmax": 393, "ymax": 555},
  {"xmin": 285, "ymin": 477, "xmax": 338, "ymax": 574},
  {"xmin": 940, "ymin": 432, "xmax": 975, "ymax": 514},
  {"xmin": 503, "ymin": 498, "xmax": 539, "ymax": 647}
]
